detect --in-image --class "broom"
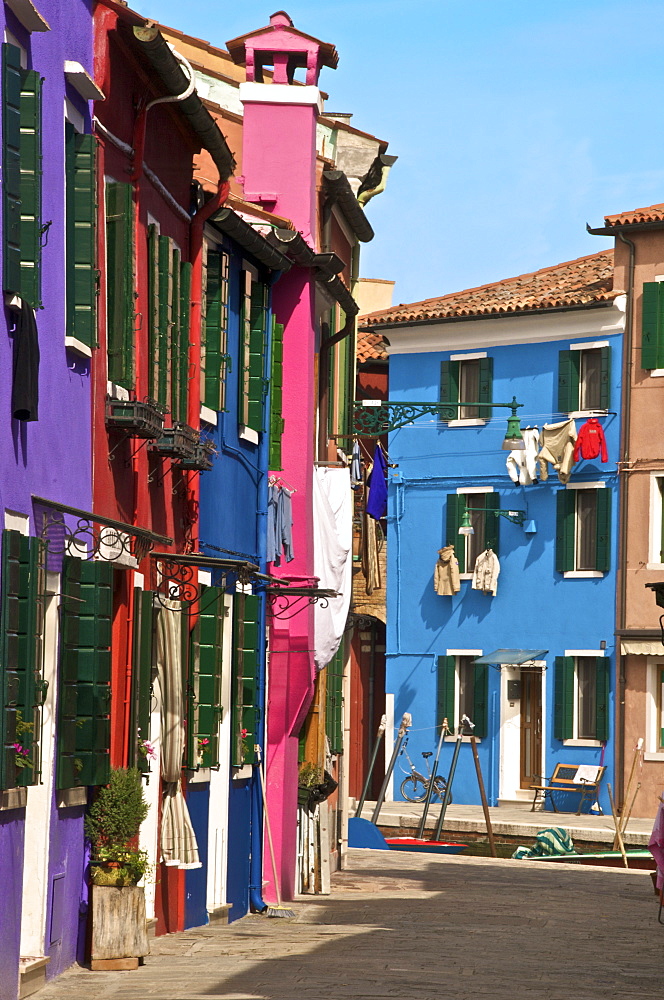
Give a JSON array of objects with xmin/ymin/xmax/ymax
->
[{"xmin": 256, "ymin": 746, "xmax": 296, "ymax": 918}]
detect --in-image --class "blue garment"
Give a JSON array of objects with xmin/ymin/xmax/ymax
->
[
  {"xmin": 366, "ymin": 445, "xmax": 387, "ymax": 520},
  {"xmin": 267, "ymin": 485, "xmax": 279, "ymax": 563},
  {"xmin": 350, "ymin": 439, "xmax": 362, "ymax": 489},
  {"xmin": 279, "ymin": 488, "xmax": 294, "ymax": 563}
]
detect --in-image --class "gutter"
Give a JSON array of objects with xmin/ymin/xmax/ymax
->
[
  {"xmin": 357, "ymin": 153, "xmax": 398, "ymax": 208},
  {"xmin": 587, "ymin": 221, "xmax": 664, "ymax": 236},
  {"xmin": 131, "ymin": 23, "xmax": 235, "ymax": 181},
  {"xmin": 323, "ymin": 170, "xmax": 374, "ymax": 243},
  {"xmin": 211, "ymin": 208, "xmax": 291, "ymax": 271},
  {"xmin": 267, "ymin": 229, "xmax": 358, "ymax": 314}
]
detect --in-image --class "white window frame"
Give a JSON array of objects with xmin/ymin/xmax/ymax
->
[
  {"xmin": 448, "ymin": 351, "xmax": 488, "ymax": 427},
  {"xmin": 648, "ymin": 473, "xmax": 664, "ymax": 568},
  {"xmin": 566, "ymin": 340, "xmax": 610, "ymax": 418},
  {"xmin": 645, "ymin": 657, "xmax": 664, "ymax": 759},
  {"xmin": 563, "ymin": 482, "xmax": 606, "ymax": 578},
  {"xmin": 444, "ymin": 649, "xmax": 483, "ymax": 741},
  {"xmin": 455, "ymin": 486, "xmax": 494, "ymax": 580},
  {"xmin": 563, "ymin": 649, "xmax": 605, "ymax": 746}
]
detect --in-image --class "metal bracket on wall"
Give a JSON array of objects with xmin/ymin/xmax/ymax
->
[{"xmin": 266, "ymin": 586, "xmax": 339, "ymax": 621}]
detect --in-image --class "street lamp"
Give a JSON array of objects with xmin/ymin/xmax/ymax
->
[
  {"xmin": 353, "ymin": 396, "xmax": 526, "ymax": 446},
  {"xmin": 458, "ymin": 504, "xmax": 527, "ymax": 535}
]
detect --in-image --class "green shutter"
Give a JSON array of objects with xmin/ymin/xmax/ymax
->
[
  {"xmin": 190, "ymin": 586, "xmax": 224, "ymax": 769},
  {"xmin": 440, "ymin": 359, "xmax": 459, "ymax": 418},
  {"xmin": 105, "ymin": 182, "xmax": 135, "ymax": 388},
  {"xmin": 436, "ymin": 655, "xmax": 455, "ymax": 730},
  {"xmin": 556, "ymin": 489, "xmax": 576, "ymax": 573},
  {"xmin": 446, "ymin": 493, "xmax": 464, "ymax": 572},
  {"xmin": 595, "ymin": 656, "xmax": 609, "ymax": 742},
  {"xmin": 484, "ymin": 492, "xmax": 500, "ymax": 554},
  {"xmin": 170, "ymin": 245, "xmax": 182, "ymax": 420},
  {"xmin": 18, "ymin": 67, "xmax": 42, "ymax": 308},
  {"xmin": 0, "ymin": 531, "xmax": 43, "ymax": 790},
  {"xmin": 245, "ymin": 281, "xmax": 268, "ymax": 433},
  {"xmin": 472, "ymin": 663, "xmax": 488, "ymax": 738},
  {"xmin": 179, "ymin": 260, "xmax": 192, "ymax": 424},
  {"xmin": 477, "ymin": 357, "xmax": 493, "ymax": 419},
  {"xmin": 554, "ymin": 656, "xmax": 574, "ymax": 740},
  {"xmin": 269, "ymin": 319, "xmax": 285, "ymax": 470},
  {"xmin": 232, "ymin": 593, "xmax": 259, "ymax": 767},
  {"xmin": 147, "ymin": 224, "xmax": 159, "ymax": 401},
  {"xmin": 558, "ymin": 350, "xmax": 580, "ymax": 413},
  {"xmin": 325, "ymin": 645, "xmax": 344, "ymax": 754},
  {"xmin": 2, "ymin": 43, "xmax": 22, "ymax": 295},
  {"xmin": 156, "ymin": 235, "xmax": 172, "ymax": 407},
  {"xmin": 595, "ymin": 487, "xmax": 611, "ymax": 573},
  {"xmin": 129, "ymin": 589, "xmax": 154, "ymax": 772},
  {"xmin": 599, "ymin": 346, "xmax": 611, "ymax": 410},
  {"xmin": 641, "ymin": 282, "xmax": 664, "ymax": 370},
  {"xmin": 57, "ymin": 558, "xmax": 112, "ymax": 789},
  {"xmin": 65, "ymin": 127, "xmax": 97, "ymax": 350},
  {"xmin": 203, "ymin": 249, "xmax": 226, "ymax": 412}
]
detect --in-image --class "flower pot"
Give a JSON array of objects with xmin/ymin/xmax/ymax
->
[{"xmin": 90, "ymin": 884, "xmax": 149, "ymax": 970}]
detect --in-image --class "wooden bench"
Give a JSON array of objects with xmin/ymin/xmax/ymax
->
[{"xmin": 530, "ymin": 763, "xmax": 606, "ymax": 815}]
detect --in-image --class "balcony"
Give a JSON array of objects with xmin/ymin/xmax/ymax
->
[{"xmin": 105, "ymin": 396, "xmax": 165, "ymax": 440}]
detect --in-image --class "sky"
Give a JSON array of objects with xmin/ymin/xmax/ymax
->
[{"xmin": 132, "ymin": 0, "xmax": 664, "ymax": 308}]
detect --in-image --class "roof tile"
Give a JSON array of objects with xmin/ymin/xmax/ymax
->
[{"xmin": 604, "ymin": 203, "xmax": 664, "ymax": 227}]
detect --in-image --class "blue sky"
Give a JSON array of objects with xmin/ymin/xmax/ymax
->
[{"xmin": 133, "ymin": 0, "xmax": 664, "ymax": 306}]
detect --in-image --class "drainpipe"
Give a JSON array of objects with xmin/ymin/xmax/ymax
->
[{"xmin": 130, "ymin": 47, "xmax": 196, "ymax": 185}]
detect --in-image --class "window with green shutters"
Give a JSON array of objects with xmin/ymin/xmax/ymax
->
[
  {"xmin": 65, "ymin": 125, "xmax": 97, "ymax": 351},
  {"xmin": 57, "ymin": 557, "xmax": 113, "ymax": 789},
  {"xmin": 446, "ymin": 492, "xmax": 500, "ymax": 574},
  {"xmin": 269, "ymin": 318, "xmax": 285, "ymax": 469},
  {"xmin": 129, "ymin": 589, "xmax": 154, "ymax": 772},
  {"xmin": 558, "ymin": 347, "xmax": 610, "ymax": 412},
  {"xmin": 440, "ymin": 357, "xmax": 493, "ymax": 420},
  {"xmin": 2, "ymin": 43, "xmax": 43, "ymax": 307},
  {"xmin": 146, "ymin": 229, "xmax": 191, "ymax": 420},
  {"xmin": 0, "ymin": 530, "xmax": 45, "ymax": 791},
  {"xmin": 641, "ymin": 282, "xmax": 664, "ymax": 370},
  {"xmin": 325, "ymin": 644, "xmax": 344, "ymax": 754},
  {"xmin": 105, "ymin": 181, "xmax": 135, "ymax": 388},
  {"xmin": 554, "ymin": 655, "xmax": 609, "ymax": 741},
  {"xmin": 437, "ymin": 654, "xmax": 488, "ymax": 737},
  {"xmin": 202, "ymin": 247, "xmax": 230, "ymax": 412},
  {"xmin": 556, "ymin": 488, "xmax": 610, "ymax": 573},
  {"xmin": 231, "ymin": 592, "xmax": 259, "ymax": 767},
  {"xmin": 187, "ymin": 586, "xmax": 224, "ymax": 769},
  {"xmin": 240, "ymin": 270, "xmax": 269, "ymax": 433}
]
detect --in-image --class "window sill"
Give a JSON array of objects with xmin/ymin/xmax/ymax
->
[
  {"xmin": 568, "ymin": 410, "xmax": 609, "ymax": 419},
  {"xmin": 649, "ymin": 369, "xmax": 664, "ymax": 378},
  {"xmin": 444, "ymin": 735, "xmax": 482, "ymax": 743},
  {"xmin": 644, "ymin": 752, "xmax": 664, "ymax": 763},
  {"xmin": 459, "ymin": 573, "xmax": 473, "ymax": 581},
  {"xmin": 646, "ymin": 563, "xmax": 664, "ymax": 571},
  {"xmin": 107, "ymin": 381, "xmax": 130, "ymax": 401},
  {"xmin": 57, "ymin": 786, "xmax": 87, "ymax": 808},
  {"xmin": 239, "ymin": 426, "xmax": 259, "ymax": 446},
  {"xmin": 65, "ymin": 336, "xmax": 92, "ymax": 359},
  {"xmin": 562, "ymin": 739, "xmax": 602, "ymax": 748},
  {"xmin": 232, "ymin": 763, "xmax": 253, "ymax": 780},
  {"xmin": 0, "ymin": 787, "xmax": 27, "ymax": 811},
  {"xmin": 200, "ymin": 405, "xmax": 218, "ymax": 426},
  {"xmin": 562, "ymin": 570, "xmax": 605, "ymax": 579},
  {"xmin": 447, "ymin": 418, "xmax": 486, "ymax": 428}
]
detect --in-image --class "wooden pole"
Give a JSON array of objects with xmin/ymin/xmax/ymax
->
[
  {"xmin": 355, "ymin": 715, "xmax": 386, "ymax": 818},
  {"xmin": 607, "ymin": 783, "xmax": 629, "ymax": 869},
  {"xmin": 470, "ymin": 734, "xmax": 497, "ymax": 858},
  {"xmin": 613, "ymin": 738, "xmax": 642, "ymax": 849},
  {"xmin": 371, "ymin": 714, "xmax": 411, "ymax": 825}
]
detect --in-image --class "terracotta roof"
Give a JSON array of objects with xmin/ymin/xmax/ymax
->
[
  {"xmin": 360, "ymin": 250, "xmax": 617, "ymax": 329},
  {"xmin": 604, "ymin": 203, "xmax": 664, "ymax": 227},
  {"xmin": 356, "ymin": 328, "xmax": 388, "ymax": 363}
]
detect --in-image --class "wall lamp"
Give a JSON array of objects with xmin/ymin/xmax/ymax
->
[
  {"xmin": 353, "ymin": 396, "xmax": 525, "ymax": 448},
  {"xmin": 459, "ymin": 505, "xmax": 527, "ymax": 535}
]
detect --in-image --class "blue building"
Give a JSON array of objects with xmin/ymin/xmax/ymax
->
[{"xmin": 362, "ymin": 250, "xmax": 625, "ymax": 813}]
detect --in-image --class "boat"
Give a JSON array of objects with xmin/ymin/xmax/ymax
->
[
  {"xmin": 385, "ymin": 837, "xmax": 467, "ymax": 855},
  {"xmin": 529, "ymin": 849, "xmax": 654, "ymax": 870}
]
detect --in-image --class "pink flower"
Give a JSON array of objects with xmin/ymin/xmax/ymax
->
[
  {"xmin": 240, "ymin": 729, "xmax": 248, "ymax": 738},
  {"xmin": 142, "ymin": 740, "xmax": 157, "ymax": 760}
]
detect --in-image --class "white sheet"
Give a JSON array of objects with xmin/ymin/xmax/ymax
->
[{"xmin": 313, "ymin": 467, "xmax": 353, "ymax": 671}]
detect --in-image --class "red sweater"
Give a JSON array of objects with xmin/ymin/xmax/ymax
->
[{"xmin": 573, "ymin": 418, "xmax": 608, "ymax": 462}]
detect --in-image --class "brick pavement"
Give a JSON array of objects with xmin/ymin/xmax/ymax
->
[{"xmin": 35, "ymin": 850, "xmax": 663, "ymax": 1000}]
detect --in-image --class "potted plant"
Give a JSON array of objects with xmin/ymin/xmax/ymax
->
[
  {"xmin": 297, "ymin": 762, "xmax": 338, "ymax": 811},
  {"xmin": 84, "ymin": 767, "xmax": 151, "ymax": 970}
]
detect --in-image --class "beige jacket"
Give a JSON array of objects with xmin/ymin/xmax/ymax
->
[
  {"xmin": 537, "ymin": 419, "xmax": 577, "ymax": 484},
  {"xmin": 434, "ymin": 545, "xmax": 460, "ymax": 596},
  {"xmin": 471, "ymin": 548, "xmax": 500, "ymax": 597}
]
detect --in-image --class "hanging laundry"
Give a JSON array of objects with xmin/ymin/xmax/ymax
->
[
  {"xmin": 506, "ymin": 426, "xmax": 540, "ymax": 486},
  {"xmin": 434, "ymin": 545, "xmax": 460, "ymax": 596},
  {"xmin": 366, "ymin": 443, "xmax": 388, "ymax": 519},
  {"xmin": 537, "ymin": 418, "xmax": 577, "ymax": 484},
  {"xmin": 266, "ymin": 484, "xmax": 279, "ymax": 563},
  {"xmin": 278, "ymin": 487, "xmax": 294, "ymax": 563},
  {"xmin": 471, "ymin": 547, "xmax": 500, "ymax": 596},
  {"xmin": 10, "ymin": 298, "xmax": 40, "ymax": 421},
  {"xmin": 350, "ymin": 439, "xmax": 362, "ymax": 489},
  {"xmin": 362, "ymin": 466, "xmax": 381, "ymax": 595},
  {"xmin": 573, "ymin": 418, "xmax": 608, "ymax": 463}
]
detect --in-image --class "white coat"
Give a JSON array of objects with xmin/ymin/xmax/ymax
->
[{"xmin": 471, "ymin": 548, "xmax": 500, "ymax": 597}]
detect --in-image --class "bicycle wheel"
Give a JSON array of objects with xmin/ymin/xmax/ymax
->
[
  {"xmin": 432, "ymin": 776, "xmax": 452, "ymax": 804},
  {"xmin": 400, "ymin": 775, "xmax": 428, "ymax": 802}
]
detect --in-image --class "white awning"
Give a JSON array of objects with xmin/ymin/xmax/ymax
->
[{"xmin": 621, "ymin": 640, "xmax": 664, "ymax": 656}]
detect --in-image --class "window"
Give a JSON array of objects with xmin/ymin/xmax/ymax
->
[
  {"xmin": 128, "ymin": 588, "xmax": 154, "ymax": 772},
  {"xmin": 147, "ymin": 228, "xmax": 192, "ymax": 421},
  {"xmin": 556, "ymin": 487, "xmax": 611, "ymax": 574},
  {"xmin": 2, "ymin": 42, "xmax": 43, "ymax": 307},
  {"xmin": 440, "ymin": 356, "xmax": 493, "ymax": 421},
  {"xmin": 646, "ymin": 661, "xmax": 664, "ymax": 755},
  {"xmin": 641, "ymin": 281, "xmax": 664, "ymax": 370},
  {"xmin": 446, "ymin": 492, "xmax": 500, "ymax": 575},
  {"xmin": 105, "ymin": 181, "xmax": 135, "ymax": 388},
  {"xmin": 185, "ymin": 586, "xmax": 224, "ymax": 769},
  {"xmin": 231, "ymin": 592, "xmax": 259, "ymax": 767},
  {"xmin": 325, "ymin": 644, "xmax": 344, "ymax": 754},
  {"xmin": 239, "ymin": 269, "xmax": 269, "ymax": 434},
  {"xmin": 437, "ymin": 653, "xmax": 488, "ymax": 737},
  {"xmin": 269, "ymin": 317, "xmax": 285, "ymax": 470},
  {"xmin": 648, "ymin": 474, "xmax": 664, "ymax": 566},
  {"xmin": 65, "ymin": 123, "xmax": 97, "ymax": 354},
  {"xmin": 202, "ymin": 246, "xmax": 230, "ymax": 413},
  {"xmin": 554, "ymin": 655, "xmax": 609, "ymax": 742},
  {"xmin": 558, "ymin": 345, "xmax": 610, "ymax": 413},
  {"xmin": 0, "ymin": 530, "xmax": 45, "ymax": 790},
  {"xmin": 57, "ymin": 557, "xmax": 112, "ymax": 789}
]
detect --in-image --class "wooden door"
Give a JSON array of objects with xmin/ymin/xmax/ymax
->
[{"xmin": 520, "ymin": 670, "xmax": 542, "ymax": 788}]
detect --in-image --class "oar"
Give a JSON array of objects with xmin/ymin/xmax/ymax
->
[
  {"xmin": 355, "ymin": 715, "xmax": 387, "ymax": 818},
  {"xmin": 371, "ymin": 713, "xmax": 411, "ymax": 825},
  {"xmin": 417, "ymin": 718, "xmax": 449, "ymax": 839},
  {"xmin": 607, "ymin": 783, "xmax": 629, "ymax": 869}
]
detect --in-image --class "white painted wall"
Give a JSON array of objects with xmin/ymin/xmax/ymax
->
[{"xmin": 205, "ymin": 593, "xmax": 232, "ymax": 912}]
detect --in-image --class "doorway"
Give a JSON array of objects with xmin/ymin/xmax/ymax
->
[{"xmin": 520, "ymin": 670, "xmax": 542, "ymax": 788}]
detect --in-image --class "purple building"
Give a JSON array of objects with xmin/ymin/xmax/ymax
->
[{"xmin": 0, "ymin": 2, "xmax": 98, "ymax": 997}]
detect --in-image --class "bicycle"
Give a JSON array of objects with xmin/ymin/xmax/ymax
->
[{"xmin": 400, "ymin": 747, "xmax": 451, "ymax": 804}]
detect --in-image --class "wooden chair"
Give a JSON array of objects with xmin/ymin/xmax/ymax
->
[{"xmin": 530, "ymin": 763, "xmax": 605, "ymax": 815}]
